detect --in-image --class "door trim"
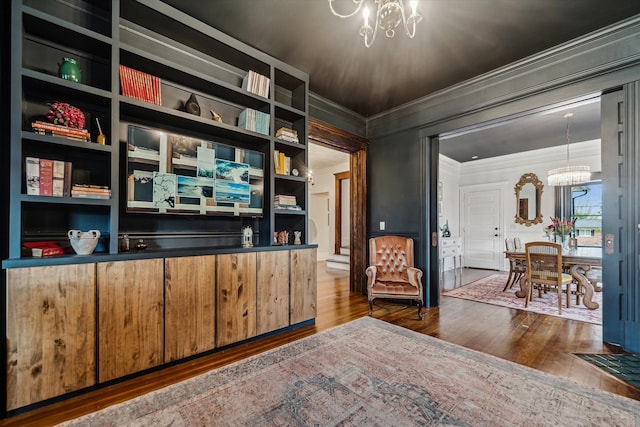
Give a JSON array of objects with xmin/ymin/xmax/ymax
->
[
  {"xmin": 334, "ymin": 171, "xmax": 349, "ymax": 255},
  {"xmin": 309, "ymin": 119, "xmax": 370, "ymax": 294}
]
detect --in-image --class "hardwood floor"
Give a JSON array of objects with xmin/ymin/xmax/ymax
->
[{"xmin": 3, "ymin": 262, "xmax": 639, "ymax": 426}]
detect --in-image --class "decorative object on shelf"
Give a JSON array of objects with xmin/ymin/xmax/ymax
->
[
  {"xmin": 277, "ymin": 230, "xmax": 289, "ymax": 245},
  {"xmin": 274, "ymin": 232, "xmax": 279, "ymax": 245},
  {"xmin": 328, "ymin": 0, "xmax": 422, "ymax": 48},
  {"xmin": 440, "ymin": 220, "xmax": 451, "ymax": 237},
  {"xmin": 242, "ymin": 226, "xmax": 254, "ymax": 248},
  {"xmin": 120, "ymin": 234, "xmax": 130, "ymax": 252},
  {"xmin": 185, "ymin": 93, "xmax": 201, "ymax": 116},
  {"xmin": 46, "ymin": 101, "xmax": 85, "ymax": 129},
  {"xmin": 548, "ymin": 112, "xmax": 590, "ymax": 186},
  {"xmin": 210, "ymin": 110, "xmax": 223, "ymax": 122},
  {"xmin": 68, "ymin": 229, "xmax": 100, "ymax": 255},
  {"xmin": 294, "ymin": 231, "xmax": 302, "ymax": 245},
  {"xmin": 135, "ymin": 239, "xmax": 147, "ymax": 251},
  {"xmin": 291, "ymin": 168, "xmax": 299, "ymax": 177},
  {"xmin": 95, "ymin": 118, "xmax": 106, "ymax": 145},
  {"xmin": 58, "ymin": 57, "xmax": 81, "ymax": 83}
]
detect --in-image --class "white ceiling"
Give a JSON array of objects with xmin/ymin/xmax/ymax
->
[{"xmin": 308, "ymin": 143, "xmax": 350, "ymax": 174}]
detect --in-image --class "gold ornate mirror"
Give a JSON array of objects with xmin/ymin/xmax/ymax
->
[{"xmin": 514, "ymin": 172, "xmax": 543, "ymax": 226}]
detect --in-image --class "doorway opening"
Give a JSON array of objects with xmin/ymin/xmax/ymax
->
[{"xmin": 437, "ymin": 95, "xmax": 602, "ymax": 296}]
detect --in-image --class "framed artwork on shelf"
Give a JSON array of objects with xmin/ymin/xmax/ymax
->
[{"xmin": 125, "ymin": 124, "xmax": 264, "ymax": 217}]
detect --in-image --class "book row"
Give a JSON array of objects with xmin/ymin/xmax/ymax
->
[
  {"xmin": 273, "ymin": 150, "xmax": 292, "ymax": 175},
  {"xmin": 25, "ymin": 157, "xmax": 72, "ymax": 197},
  {"xmin": 242, "ymin": 70, "xmax": 270, "ymax": 98},
  {"xmin": 238, "ymin": 108, "xmax": 270, "ymax": 135},
  {"xmin": 119, "ymin": 65, "xmax": 162, "ymax": 105},
  {"xmin": 25, "ymin": 157, "xmax": 111, "ymax": 199}
]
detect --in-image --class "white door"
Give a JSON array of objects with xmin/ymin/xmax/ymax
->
[{"xmin": 462, "ymin": 187, "xmax": 502, "ymax": 269}]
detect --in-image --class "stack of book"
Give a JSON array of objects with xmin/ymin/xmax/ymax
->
[
  {"xmin": 71, "ymin": 184, "xmax": 111, "ymax": 199},
  {"xmin": 238, "ymin": 108, "xmax": 270, "ymax": 135},
  {"xmin": 25, "ymin": 157, "xmax": 72, "ymax": 197},
  {"xmin": 242, "ymin": 70, "xmax": 270, "ymax": 98},
  {"xmin": 23, "ymin": 241, "xmax": 67, "ymax": 258},
  {"xmin": 274, "ymin": 194, "xmax": 301, "ymax": 211},
  {"xmin": 31, "ymin": 121, "xmax": 90, "ymax": 142},
  {"xmin": 119, "ymin": 65, "xmax": 162, "ymax": 105},
  {"xmin": 275, "ymin": 127, "xmax": 299, "ymax": 143},
  {"xmin": 273, "ymin": 150, "xmax": 291, "ymax": 175}
]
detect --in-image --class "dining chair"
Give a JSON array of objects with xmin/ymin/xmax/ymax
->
[
  {"xmin": 524, "ymin": 241, "xmax": 573, "ymax": 314},
  {"xmin": 513, "ymin": 237, "xmax": 523, "ymax": 251},
  {"xmin": 503, "ymin": 238, "xmax": 526, "ymax": 291}
]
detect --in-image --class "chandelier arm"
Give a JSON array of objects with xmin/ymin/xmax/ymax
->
[{"xmin": 328, "ymin": 0, "xmax": 365, "ymax": 19}]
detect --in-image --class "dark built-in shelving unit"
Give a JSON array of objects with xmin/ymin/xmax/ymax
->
[{"xmin": 6, "ymin": 0, "xmax": 309, "ymax": 265}]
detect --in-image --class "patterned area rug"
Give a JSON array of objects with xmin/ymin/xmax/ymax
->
[
  {"xmin": 443, "ymin": 273, "xmax": 602, "ymax": 324},
  {"xmin": 60, "ymin": 317, "xmax": 640, "ymax": 426}
]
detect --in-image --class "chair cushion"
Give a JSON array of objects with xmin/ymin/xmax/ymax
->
[
  {"xmin": 561, "ymin": 273, "xmax": 573, "ymax": 284},
  {"xmin": 371, "ymin": 281, "xmax": 419, "ymax": 296}
]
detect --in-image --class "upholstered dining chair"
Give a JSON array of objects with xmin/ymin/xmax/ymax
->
[
  {"xmin": 524, "ymin": 241, "xmax": 573, "ymax": 314},
  {"xmin": 504, "ymin": 238, "xmax": 526, "ymax": 291},
  {"xmin": 366, "ymin": 235, "xmax": 424, "ymax": 319}
]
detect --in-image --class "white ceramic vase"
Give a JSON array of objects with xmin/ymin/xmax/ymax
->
[{"xmin": 68, "ymin": 229, "xmax": 100, "ymax": 255}]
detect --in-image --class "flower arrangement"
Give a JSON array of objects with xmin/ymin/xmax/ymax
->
[
  {"xmin": 46, "ymin": 101, "xmax": 85, "ymax": 129},
  {"xmin": 544, "ymin": 217, "xmax": 576, "ymax": 242}
]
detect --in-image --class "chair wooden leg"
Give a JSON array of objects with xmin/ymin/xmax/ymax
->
[
  {"xmin": 368, "ymin": 299, "xmax": 374, "ymax": 317},
  {"xmin": 557, "ymin": 287, "xmax": 562, "ymax": 314},
  {"xmin": 416, "ymin": 299, "xmax": 423, "ymax": 320},
  {"xmin": 503, "ymin": 270, "xmax": 514, "ymax": 291}
]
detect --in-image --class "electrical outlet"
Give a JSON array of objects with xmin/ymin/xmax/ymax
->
[{"xmin": 380, "ymin": 221, "xmax": 385, "ymax": 231}]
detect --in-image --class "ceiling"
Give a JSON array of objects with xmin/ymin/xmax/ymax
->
[
  {"xmin": 161, "ymin": 0, "xmax": 640, "ymax": 118},
  {"xmin": 160, "ymin": 1, "xmax": 637, "ymax": 165}
]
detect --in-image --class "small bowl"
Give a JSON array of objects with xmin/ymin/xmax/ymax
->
[{"xmin": 68, "ymin": 229, "xmax": 101, "ymax": 255}]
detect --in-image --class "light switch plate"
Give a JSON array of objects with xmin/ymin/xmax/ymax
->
[{"xmin": 380, "ymin": 221, "xmax": 385, "ymax": 231}]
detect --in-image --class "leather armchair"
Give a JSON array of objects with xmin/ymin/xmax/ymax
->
[{"xmin": 366, "ymin": 236, "xmax": 424, "ymax": 319}]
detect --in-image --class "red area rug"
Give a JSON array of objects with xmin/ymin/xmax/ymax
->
[
  {"xmin": 61, "ymin": 317, "xmax": 638, "ymax": 426},
  {"xmin": 443, "ymin": 273, "xmax": 602, "ymax": 324}
]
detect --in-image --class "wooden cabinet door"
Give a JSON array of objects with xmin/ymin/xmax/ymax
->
[
  {"xmin": 216, "ymin": 253, "xmax": 256, "ymax": 347},
  {"xmin": 6, "ymin": 264, "xmax": 96, "ymax": 410},
  {"xmin": 165, "ymin": 255, "xmax": 216, "ymax": 362},
  {"xmin": 290, "ymin": 248, "xmax": 317, "ymax": 324},
  {"xmin": 97, "ymin": 259, "xmax": 164, "ymax": 382},
  {"xmin": 256, "ymin": 250, "xmax": 290, "ymax": 335}
]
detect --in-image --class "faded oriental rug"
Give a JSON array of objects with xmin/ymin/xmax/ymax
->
[
  {"xmin": 443, "ymin": 273, "xmax": 602, "ymax": 324},
  {"xmin": 62, "ymin": 317, "xmax": 638, "ymax": 426}
]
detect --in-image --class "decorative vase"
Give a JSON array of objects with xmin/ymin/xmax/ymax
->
[
  {"xmin": 185, "ymin": 93, "xmax": 201, "ymax": 116},
  {"xmin": 293, "ymin": 231, "xmax": 302, "ymax": 245},
  {"xmin": 68, "ymin": 229, "xmax": 100, "ymax": 255},
  {"xmin": 58, "ymin": 57, "xmax": 81, "ymax": 83}
]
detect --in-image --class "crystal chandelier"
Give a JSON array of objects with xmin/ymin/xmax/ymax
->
[
  {"xmin": 547, "ymin": 113, "xmax": 591, "ymax": 186},
  {"xmin": 328, "ymin": 0, "xmax": 422, "ymax": 48}
]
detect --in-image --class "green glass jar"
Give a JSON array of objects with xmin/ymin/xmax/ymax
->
[{"xmin": 58, "ymin": 57, "xmax": 81, "ymax": 83}]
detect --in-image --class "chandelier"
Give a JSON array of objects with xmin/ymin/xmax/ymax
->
[
  {"xmin": 547, "ymin": 113, "xmax": 591, "ymax": 186},
  {"xmin": 328, "ymin": 0, "xmax": 422, "ymax": 48}
]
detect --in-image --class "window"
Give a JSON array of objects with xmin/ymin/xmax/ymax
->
[{"xmin": 556, "ymin": 177, "xmax": 602, "ymax": 247}]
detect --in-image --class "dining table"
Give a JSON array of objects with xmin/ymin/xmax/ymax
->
[{"xmin": 504, "ymin": 246, "xmax": 602, "ymax": 310}]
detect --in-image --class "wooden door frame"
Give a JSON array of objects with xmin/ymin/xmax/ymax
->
[
  {"xmin": 309, "ymin": 119, "xmax": 369, "ymax": 295},
  {"xmin": 334, "ymin": 171, "xmax": 349, "ymax": 255}
]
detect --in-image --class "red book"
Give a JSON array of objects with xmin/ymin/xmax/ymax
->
[{"xmin": 39, "ymin": 158, "xmax": 53, "ymax": 196}]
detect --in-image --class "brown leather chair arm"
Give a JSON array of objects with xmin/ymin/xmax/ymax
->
[{"xmin": 407, "ymin": 267, "xmax": 423, "ymax": 291}]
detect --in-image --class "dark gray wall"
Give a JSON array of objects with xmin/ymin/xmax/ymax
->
[{"xmin": 367, "ymin": 128, "xmax": 431, "ymax": 303}]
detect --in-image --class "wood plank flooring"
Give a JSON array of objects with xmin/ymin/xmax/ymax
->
[{"xmin": 3, "ymin": 263, "xmax": 639, "ymax": 426}]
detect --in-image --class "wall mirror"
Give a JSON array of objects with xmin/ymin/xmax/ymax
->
[{"xmin": 514, "ymin": 172, "xmax": 543, "ymax": 226}]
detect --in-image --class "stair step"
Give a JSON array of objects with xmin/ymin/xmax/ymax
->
[
  {"xmin": 327, "ymin": 259, "xmax": 350, "ymax": 271},
  {"xmin": 339, "ymin": 246, "xmax": 350, "ymax": 255}
]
